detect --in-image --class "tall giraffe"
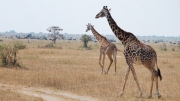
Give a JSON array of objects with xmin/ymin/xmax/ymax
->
[
  {"xmin": 86, "ymin": 23, "xmax": 120, "ymax": 74},
  {"xmin": 95, "ymin": 6, "xmax": 162, "ymax": 98}
]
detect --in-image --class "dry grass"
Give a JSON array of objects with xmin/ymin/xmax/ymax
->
[{"xmin": 0, "ymin": 39, "xmax": 180, "ymax": 101}]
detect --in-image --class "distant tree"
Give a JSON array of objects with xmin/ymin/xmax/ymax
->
[
  {"xmin": 39, "ymin": 32, "xmax": 43, "ymax": 34},
  {"xmin": 26, "ymin": 34, "xmax": 32, "ymax": 38},
  {"xmin": 9, "ymin": 30, "xmax": 16, "ymax": 34},
  {"xmin": 47, "ymin": 26, "xmax": 63, "ymax": 43},
  {"xmin": 81, "ymin": 34, "xmax": 92, "ymax": 48},
  {"xmin": 30, "ymin": 32, "xmax": 35, "ymax": 35}
]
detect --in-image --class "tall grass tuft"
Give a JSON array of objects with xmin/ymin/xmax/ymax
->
[
  {"xmin": 40, "ymin": 43, "xmax": 62, "ymax": 49},
  {"xmin": 0, "ymin": 41, "xmax": 26, "ymax": 68}
]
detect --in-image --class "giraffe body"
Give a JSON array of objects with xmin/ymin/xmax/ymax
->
[
  {"xmin": 95, "ymin": 6, "xmax": 162, "ymax": 98},
  {"xmin": 86, "ymin": 23, "xmax": 120, "ymax": 74}
]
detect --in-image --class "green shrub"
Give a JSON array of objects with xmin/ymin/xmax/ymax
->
[
  {"xmin": 172, "ymin": 47, "xmax": 175, "ymax": 51},
  {"xmin": 13, "ymin": 41, "xmax": 26, "ymax": 49},
  {"xmin": 81, "ymin": 34, "xmax": 92, "ymax": 48},
  {"xmin": 162, "ymin": 47, "xmax": 167, "ymax": 51}
]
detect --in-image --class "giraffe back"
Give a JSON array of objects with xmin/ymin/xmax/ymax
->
[{"xmin": 124, "ymin": 41, "xmax": 157, "ymax": 66}]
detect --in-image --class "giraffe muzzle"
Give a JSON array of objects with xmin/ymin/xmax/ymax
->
[{"xmin": 95, "ymin": 15, "xmax": 99, "ymax": 19}]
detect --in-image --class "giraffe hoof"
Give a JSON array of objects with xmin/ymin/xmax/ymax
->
[
  {"xmin": 104, "ymin": 71, "xmax": 108, "ymax": 74},
  {"xmin": 119, "ymin": 91, "xmax": 123, "ymax": 96},
  {"xmin": 156, "ymin": 92, "xmax": 161, "ymax": 98},
  {"xmin": 148, "ymin": 95, "xmax": 152, "ymax": 99},
  {"xmin": 139, "ymin": 92, "xmax": 142, "ymax": 97}
]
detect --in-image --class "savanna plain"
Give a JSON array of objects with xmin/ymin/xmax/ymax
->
[{"xmin": 0, "ymin": 39, "xmax": 180, "ymax": 101}]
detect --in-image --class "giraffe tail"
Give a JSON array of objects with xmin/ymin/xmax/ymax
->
[
  {"xmin": 116, "ymin": 47, "xmax": 120, "ymax": 51},
  {"xmin": 114, "ymin": 46, "xmax": 120, "ymax": 51},
  {"xmin": 157, "ymin": 68, "xmax": 162, "ymax": 81},
  {"xmin": 156, "ymin": 54, "xmax": 162, "ymax": 81}
]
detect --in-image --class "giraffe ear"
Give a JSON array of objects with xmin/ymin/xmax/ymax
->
[{"xmin": 108, "ymin": 8, "xmax": 111, "ymax": 12}]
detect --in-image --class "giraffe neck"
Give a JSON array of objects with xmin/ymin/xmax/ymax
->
[
  {"xmin": 90, "ymin": 26, "xmax": 106, "ymax": 43},
  {"xmin": 105, "ymin": 11, "xmax": 139, "ymax": 46}
]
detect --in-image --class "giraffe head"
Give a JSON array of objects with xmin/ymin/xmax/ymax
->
[
  {"xmin": 86, "ymin": 23, "xmax": 94, "ymax": 32},
  {"xmin": 95, "ymin": 6, "xmax": 111, "ymax": 19}
]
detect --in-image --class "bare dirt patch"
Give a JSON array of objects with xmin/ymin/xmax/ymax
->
[{"xmin": 0, "ymin": 83, "xmax": 99, "ymax": 101}]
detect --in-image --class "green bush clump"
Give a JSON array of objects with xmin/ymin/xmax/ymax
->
[{"xmin": 162, "ymin": 47, "xmax": 167, "ymax": 51}]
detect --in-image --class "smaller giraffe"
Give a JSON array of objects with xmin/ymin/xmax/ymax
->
[{"xmin": 86, "ymin": 23, "xmax": 120, "ymax": 74}]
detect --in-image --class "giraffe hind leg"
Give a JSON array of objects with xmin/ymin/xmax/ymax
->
[
  {"xmin": 155, "ymin": 72, "xmax": 161, "ymax": 98},
  {"xmin": 148, "ymin": 75, "xmax": 154, "ymax": 98},
  {"xmin": 148, "ymin": 68, "xmax": 161, "ymax": 98},
  {"xmin": 149, "ymin": 72, "xmax": 161, "ymax": 98}
]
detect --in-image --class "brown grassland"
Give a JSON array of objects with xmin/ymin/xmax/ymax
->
[{"xmin": 0, "ymin": 39, "xmax": 180, "ymax": 101}]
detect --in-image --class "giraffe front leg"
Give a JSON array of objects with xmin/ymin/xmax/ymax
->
[
  {"xmin": 101, "ymin": 53, "xmax": 106, "ymax": 74},
  {"xmin": 119, "ymin": 66, "xmax": 130, "ymax": 96},
  {"xmin": 131, "ymin": 67, "xmax": 142, "ymax": 97},
  {"xmin": 99, "ymin": 52, "xmax": 103, "ymax": 74}
]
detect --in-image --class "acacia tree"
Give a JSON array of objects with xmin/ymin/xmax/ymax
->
[
  {"xmin": 81, "ymin": 34, "xmax": 92, "ymax": 48},
  {"xmin": 47, "ymin": 26, "xmax": 63, "ymax": 43}
]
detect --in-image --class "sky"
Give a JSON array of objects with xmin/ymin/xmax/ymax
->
[{"xmin": 0, "ymin": 0, "xmax": 180, "ymax": 36}]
